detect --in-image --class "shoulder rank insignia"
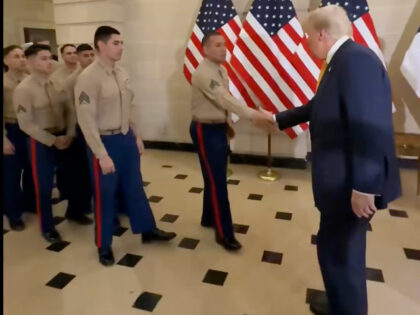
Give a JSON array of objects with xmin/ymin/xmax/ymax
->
[
  {"xmin": 17, "ymin": 104, "xmax": 26, "ymax": 113},
  {"xmin": 210, "ymin": 79, "xmax": 220, "ymax": 90},
  {"xmin": 79, "ymin": 91, "xmax": 90, "ymax": 105}
]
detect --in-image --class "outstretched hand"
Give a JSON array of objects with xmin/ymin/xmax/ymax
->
[{"xmin": 251, "ymin": 108, "xmax": 278, "ymax": 134}]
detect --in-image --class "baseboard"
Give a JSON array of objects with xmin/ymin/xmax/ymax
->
[
  {"xmin": 143, "ymin": 140, "xmax": 307, "ymax": 169},
  {"xmin": 143, "ymin": 141, "xmax": 195, "ymax": 152},
  {"xmin": 230, "ymin": 153, "xmax": 307, "ymax": 169}
]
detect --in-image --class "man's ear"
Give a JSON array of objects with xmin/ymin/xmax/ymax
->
[{"xmin": 202, "ymin": 45, "xmax": 208, "ymax": 57}]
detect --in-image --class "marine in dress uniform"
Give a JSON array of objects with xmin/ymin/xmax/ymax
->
[
  {"xmin": 75, "ymin": 26, "xmax": 176, "ymax": 266},
  {"xmin": 14, "ymin": 44, "xmax": 92, "ymax": 243},
  {"xmin": 190, "ymin": 31, "xmax": 270, "ymax": 251},
  {"xmin": 3, "ymin": 45, "xmax": 35, "ymax": 229}
]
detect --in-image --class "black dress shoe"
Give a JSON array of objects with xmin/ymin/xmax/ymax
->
[
  {"xmin": 9, "ymin": 219, "xmax": 25, "ymax": 231},
  {"xmin": 42, "ymin": 230, "xmax": 61, "ymax": 243},
  {"xmin": 65, "ymin": 214, "xmax": 93, "ymax": 225},
  {"xmin": 310, "ymin": 303, "xmax": 328, "ymax": 315},
  {"xmin": 216, "ymin": 236, "xmax": 242, "ymax": 251},
  {"xmin": 142, "ymin": 228, "xmax": 177, "ymax": 243},
  {"xmin": 309, "ymin": 294, "xmax": 328, "ymax": 315},
  {"xmin": 98, "ymin": 248, "xmax": 115, "ymax": 266}
]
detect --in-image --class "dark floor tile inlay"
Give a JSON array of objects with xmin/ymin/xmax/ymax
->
[
  {"xmin": 284, "ymin": 185, "xmax": 298, "ymax": 191},
  {"xmin": 149, "ymin": 196, "xmax": 163, "ymax": 203},
  {"xmin": 133, "ymin": 292, "xmax": 162, "ymax": 312},
  {"xmin": 227, "ymin": 179, "xmax": 240, "ymax": 185},
  {"xmin": 262, "ymin": 251, "xmax": 283, "ymax": 265},
  {"xmin": 233, "ymin": 224, "xmax": 249, "ymax": 234},
  {"xmin": 175, "ymin": 174, "xmax": 188, "ymax": 179},
  {"xmin": 53, "ymin": 216, "xmax": 66, "ymax": 226},
  {"xmin": 4, "ymin": 229, "xmax": 9, "ymax": 235},
  {"xmin": 162, "ymin": 165, "xmax": 173, "ymax": 168},
  {"xmin": 404, "ymin": 248, "xmax": 420, "ymax": 261},
  {"xmin": 189, "ymin": 187, "xmax": 203, "ymax": 194},
  {"xmin": 367, "ymin": 223, "xmax": 373, "ymax": 232},
  {"xmin": 143, "ymin": 181, "xmax": 150, "ymax": 187},
  {"xmin": 118, "ymin": 254, "xmax": 143, "ymax": 267},
  {"xmin": 46, "ymin": 272, "xmax": 76, "ymax": 289},
  {"xmin": 178, "ymin": 238, "xmax": 200, "ymax": 250},
  {"xmin": 275, "ymin": 212, "xmax": 293, "ymax": 221},
  {"xmin": 202, "ymin": 269, "xmax": 228, "ymax": 286},
  {"xmin": 366, "ymin": 267, "xmax": 385, "ymax": 282},
  {"xmin": 113, "ymin": 226, "xmax": 128, "ymax": 237},
  {"xmin": 311, "ymin": 235, "xmax": 317, "ymax": 245},
  {"xmin": 248, "ymin": 194, "xmax": 263, "ymax": 201},
  {"xmin": 389, "ymin": 209, "xmax": 408, "ymax": 218},
  {"xmin": 47, "ymin": 241, "xmax": 70, "ymax": 252},
  {"xmin": 160, "ymin": 214, "xmax": 179, "ymax": 223},
  {"xmin": 306, "ymin": 288, "xmax": 327, "ymax": 304}
]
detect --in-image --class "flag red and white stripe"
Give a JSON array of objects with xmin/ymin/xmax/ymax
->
[
  {"xmin": 231, "ymin": 0, "xmax": 322, "ymax": 139},
  {"xmin": 183, "ymin": 0, "xmax": 258, "ymax": 111}
]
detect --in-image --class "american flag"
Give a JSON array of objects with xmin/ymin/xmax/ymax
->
[
  {"xmin": 320, "ymin": 0, "xmax": 385, "ymax": 66},
  {"xmin": 401, "ymin": 26, "xmax": 420, "ymax": 99},
  {"xmin": 183, "ymin": 0, "xmax": 257, "ymax": 110},
  {"xmin": 231, "ymin": 0, "xmax": 322, "ymax": 139}
]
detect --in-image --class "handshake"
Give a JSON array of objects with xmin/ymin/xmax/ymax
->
[{"xmin": 250, "ymin": 108, "xmax": 279, "ymax": 134}]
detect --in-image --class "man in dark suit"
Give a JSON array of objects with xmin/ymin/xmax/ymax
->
[{"xmin": 257, "ymin": 5, "xmax": 401, "ymax": 315}]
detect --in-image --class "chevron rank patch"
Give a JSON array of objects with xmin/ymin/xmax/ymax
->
[
  {"xmin": 210, "ymin": 79, "xmax": 220, "ymax": 90},
  {"xmin": 16, "ymin": 104, "xmax": 26, "ymax": 113},
  {"xmin": 79, "ymin": 91, "xmax": 90, "ymax": 105}
]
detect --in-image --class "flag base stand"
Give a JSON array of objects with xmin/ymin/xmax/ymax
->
[
  {"xmin": 258, "ymin": 168, "xmax": 279, "ymax": 181},
  {"xmin": 258, "ymin": 134, "xmax": 279, "ymax": 181},
  {"xmin": 227, "ymin": 168, "xmax": 233, "ymax": 177}
]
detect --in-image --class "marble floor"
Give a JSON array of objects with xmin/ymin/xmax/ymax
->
[{"xmin": 3, "ymin": 149, "xmax": 420, "ymax": 315}]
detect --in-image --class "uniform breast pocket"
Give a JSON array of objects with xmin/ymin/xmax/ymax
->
[{"xmin": 100, "ymin": 80, "xmax": 119, "ymax": 100}]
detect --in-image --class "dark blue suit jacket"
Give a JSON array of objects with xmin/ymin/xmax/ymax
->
[{"xmin": 275, "ymin": 40, "xmax": 401, "ymax": 212}]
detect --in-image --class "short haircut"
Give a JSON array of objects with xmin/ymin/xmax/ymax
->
[
  {"xmin": 94, "ymin": 26, "xmax": 120, "ymax": 49},
  {"xmin": 60, "ymin": 43, "xmax": 76, "ymax": 54},
  {"xmin": 24, "ymin": 44, "xmax": 51, "ymax": 58},
  {"xmin": 3, "ymin": 45, "xmax": 24, "ymax": 71},
  {"xmin": 303, "ymin": 5, "xmax": 352, "ymax": 40},
  {"xmin": 77, "ymin": 43, "xmax": 94, "ymax": 53},
  {"xmin": 4, "ymin": 45, "xmax": 22, "ymax": 58},
  {"xmin": 201, "ymin": 31, "xmax": 223, "ymax": 47}
]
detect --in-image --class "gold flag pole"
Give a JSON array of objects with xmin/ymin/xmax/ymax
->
[{"xmin": 258, "ymin": 134, "xmax": 279, "ymax": 181}]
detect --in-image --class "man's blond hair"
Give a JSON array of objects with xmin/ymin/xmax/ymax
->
[{"xmin": 303, "ymin": 5, "xmax": 353, "ymax": 39}]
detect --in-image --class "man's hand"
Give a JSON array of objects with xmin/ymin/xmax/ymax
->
[
  {"xmin": 136, "ymin": 137, "xmax": 144, "ymax": 156},
  {"xmin": 99, "ymin": 155, "xmax": 116, "ymax": 175},
  {"xmin": 54, "ymin": 136, "xmax": 73, "ymax": 150},
  {"xmin": 351, "ymin": 190, "xmax": 377, "ymax": 218},
  {"xmin": 3, "ymin": 137, "xmax": 15, "ymax": 155},
  {"xmin": 251, "ymin": 108, "xmax": 278, "ymax": 133}
]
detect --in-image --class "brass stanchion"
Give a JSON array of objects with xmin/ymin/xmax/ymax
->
[{"xmin": 258, "ymin": 134, "xmax": 279, "ymax": 181}]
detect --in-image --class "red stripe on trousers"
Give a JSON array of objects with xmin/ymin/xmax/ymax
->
[
  {"xmin": 196, "ymin": 123, "xmax": 224, "ymax": 239},
  {"xmin": 92, "ymin": 157, "xmax": 102, "ymax": 248},
  {"xmin": 30, "ymin": 139, "xmax": 42, "ymax": 230}
]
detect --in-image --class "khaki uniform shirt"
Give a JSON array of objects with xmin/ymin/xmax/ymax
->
[
  {"xmin": 191, "ymin": 59, "xmax": 254, "ymax": 122},
  {"xmin": 51, "ymin": 64, "xmax": 81, "ymax": 92},
  {"xmin": 75, "ymin": 59, "xmax": 140, "ymax": 159},
  {"xmin": 3, "ymin": 71, "xmax": 27, "ymax": 138},
  {"xmin": 14, "ymin": 74, "xmax": 76, "ymax": 147}
]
